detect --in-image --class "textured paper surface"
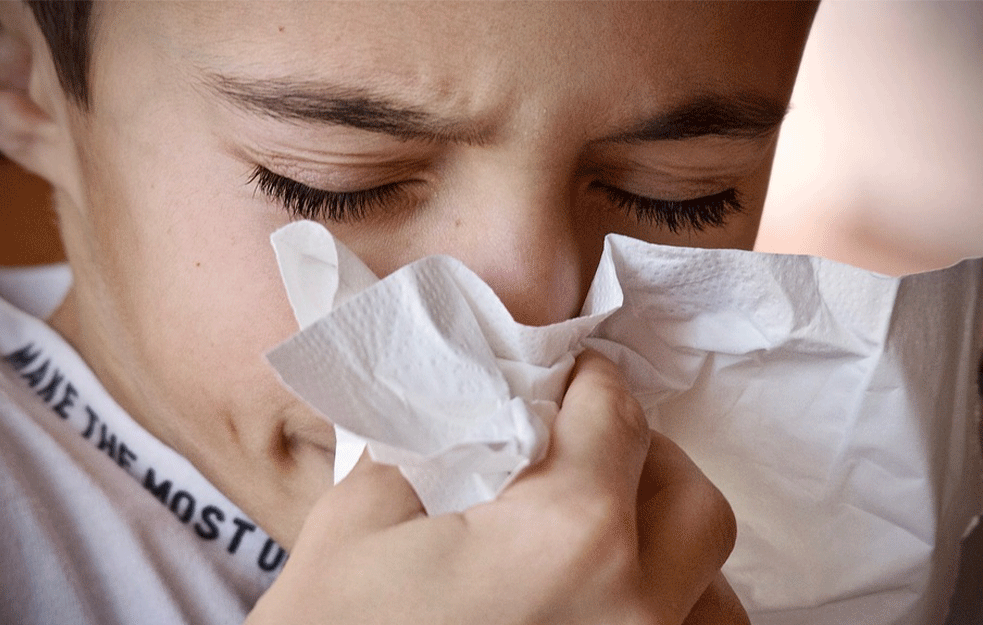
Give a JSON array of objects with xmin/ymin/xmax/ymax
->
[{"xmin": 267, "ymin": 220, "xmax": 983, "ymax": 625}]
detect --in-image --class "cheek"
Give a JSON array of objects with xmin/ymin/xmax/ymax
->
[{"xmin": 78, "ymin": 123, "xmax": 300, "ymax": 419}]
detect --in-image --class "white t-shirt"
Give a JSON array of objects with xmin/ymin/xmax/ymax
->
[{"xmin": 0, "ymin": 267, "xmax": 282, "ymax": 625}]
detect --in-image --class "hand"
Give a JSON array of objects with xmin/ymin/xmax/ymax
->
[{"xmin": 247, "ymin": 350, "xmax": 746, "ymax": 624}]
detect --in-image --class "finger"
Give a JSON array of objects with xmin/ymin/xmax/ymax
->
[
  {"xmin": 540, "ymin": 349, "xmax": 651, "ymax": 507},
  {"xmin": 637, "ymin": 431, "xmax": 738, "ymax": 622},
  {"xmin": 251, "ymin": 456, "xmax": 428, "ymax": 625},
  {"xmin": 681, "ymin": 573, "xmax": 750, "ymax": 625},
  {"xmin": 299, "ymin": 452, "xmax": 424, "ymax": 549}
]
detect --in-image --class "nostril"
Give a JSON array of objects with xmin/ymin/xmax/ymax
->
[{"xmin": 498, "ymin": 288, "xmax": 582, "ymax": 327}]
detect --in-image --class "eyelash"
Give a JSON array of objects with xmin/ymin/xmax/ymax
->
[
  {"xmin": 249, "ymin": 166, "xmax": 406, "ymax": 222},
  {"xmin": 249, "ymin": 165, "xmax": 743, "ymax": 232},
  {"xmin": 595, "ymin": 184, "xmax": 743, "ymax": 234}
]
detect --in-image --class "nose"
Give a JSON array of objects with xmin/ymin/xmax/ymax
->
[{"xmin": 428, "ymin": 166, "xmax": 598, "ymax": 327}]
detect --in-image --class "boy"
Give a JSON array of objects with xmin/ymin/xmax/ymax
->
[{"xmin": 1, "ymin": 2, "xmax": 822, "ymax": 623}]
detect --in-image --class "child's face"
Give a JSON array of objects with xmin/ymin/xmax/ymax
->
[{"xmin": 47, "ymin": 1, "xmax": 815, "ymax": 544}]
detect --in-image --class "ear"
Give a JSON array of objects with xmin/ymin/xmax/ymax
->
[{"xmin": 0, "ymin": 2, "xmax": 75, "ymax": 187}]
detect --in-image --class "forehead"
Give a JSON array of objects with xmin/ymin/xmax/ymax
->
[{"xmin": 91, "ymin": 2, "xmax": 813, "ymax": 130}]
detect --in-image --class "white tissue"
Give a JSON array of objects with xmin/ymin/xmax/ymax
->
[
  {"xmin": 267, "ymin": 221, "xmax": 621, "ymax": 512},
  {"xmin": 267, "ymin": 220, "xmax": 982, "ymax": 625}
]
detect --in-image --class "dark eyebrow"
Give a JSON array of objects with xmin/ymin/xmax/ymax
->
[
  {"xmin": 603, "ymin": 93, "xmax": 790, "ymax": 143},
  {"xmin": 205, "ymin": 73, "xmax": 787, "ymax": 144},
  {"xmin": 204, "ymin": 74, "xmax": 486, "ymax": 143}
]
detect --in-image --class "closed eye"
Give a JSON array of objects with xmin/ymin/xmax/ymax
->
[
  {"xmin": 592, "ymin": 183, "xmax": 743, "ymax": 233},
  {"xmin": 250, "ymin": 164, "xmax": 743, "ymax": 233},
  {"xmin": 248, "ymin": 165, "xmax": 410, "ymax": 222}
]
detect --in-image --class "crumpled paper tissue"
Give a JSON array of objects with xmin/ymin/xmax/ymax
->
[{"xmin": 267, "ymin": 220, "xmax": 982, "ymax": 625}]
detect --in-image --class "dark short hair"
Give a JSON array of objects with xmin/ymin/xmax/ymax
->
[{"xmin": 25, "ymin": 0, "xmax": 93, "ymax": 109}]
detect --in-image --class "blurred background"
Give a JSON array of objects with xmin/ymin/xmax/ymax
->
[
  {"xmin": 758, "ymin": 0, "xmax": 983, "ymax": 275},
  {"xmin": 2, "ymin": 0, "xmax": 981, "ymax": 620},
  {"xmin": 0, "ymin": 156, "xmax": 62, "ymax": 266}
]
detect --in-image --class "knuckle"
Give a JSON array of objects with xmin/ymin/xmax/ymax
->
[
  {"xmin": 616, "ymin": 391, "xmax": 649, "ymax": 441},
  {"xmin": 695, "ymin": 479, "xmax": 738, "ymax": 557},
  {"xmin": 587, "ymin": 375, "xmax": 650, "ymax": 447}
]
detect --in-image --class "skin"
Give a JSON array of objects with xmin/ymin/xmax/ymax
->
[
  {"xmin": 248, "ymin": 351, "xmax": 746, "ymax": 625},
  {"xmin": 0, "ymin": 2, "xmax": 816, "ymax": 622}
]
